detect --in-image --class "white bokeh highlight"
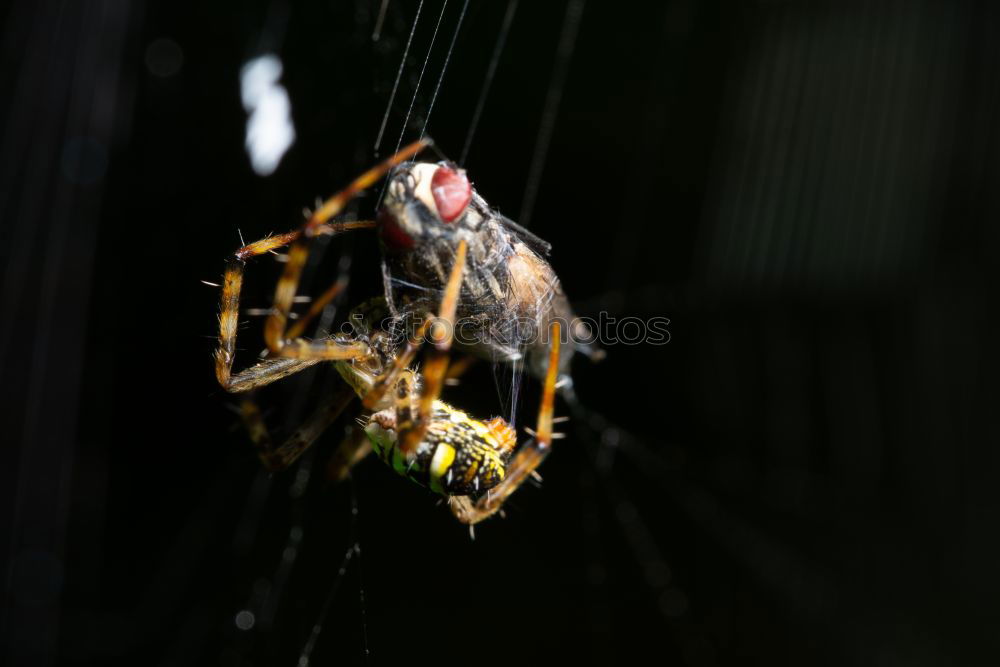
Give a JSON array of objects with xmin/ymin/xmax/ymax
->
[{"xmin": 240, "ymin": 55, "xmax": 296, "ymax": 176}]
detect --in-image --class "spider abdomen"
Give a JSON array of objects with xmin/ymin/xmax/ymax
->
[{"xmin": 364, "ymin": 402, "xmax": 516, "ymax": 496}]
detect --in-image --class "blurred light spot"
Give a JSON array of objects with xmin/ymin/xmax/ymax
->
[
  {"xmin": 10, "ymin": 549, "xmax": 64, "ymax": 606},
  {"xmin": 145, "ymin": 38, "xmax": 183, "ymax": 77},
  {"xmin": 61, "ymin": 136, "xmax": 107, "ymax": 185},
  {"xmin": 240, "ymin": 54, "xmax": 296, "ymax": 176},
  {"xmin": 290, "ymin": 468, "xmax": 310, "ymax": 497},
  {"xmin": 234, "ymin": 609, "xmax": 255, "ymax": 631},
  {"xmin": 658, "ymin": 587, "xmax": 688, "ymax": 618}
]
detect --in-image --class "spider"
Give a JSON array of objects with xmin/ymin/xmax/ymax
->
[
  {"xmin": 216, "ymin": 137, "xmax": 596, "ymax": 391},
  {"xmin": 214, "ymin": 142, "xmax": 563, "ymax": 525}
]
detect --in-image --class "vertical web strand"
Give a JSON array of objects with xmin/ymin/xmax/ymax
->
[
  {"xmin": 390, "ymin": 0, "xmax": 449, "ymax": 159},
  {"xmin": 377, "ymin": 0, "xmax": 449, "ymax": 206},
  {"xmin": 297, "ymin": 545, "xmax": 355, "ymax": 666},
  {"xmin": 372, "ymin": 0, "xmax": 390, "ymax": 41},
  {"xmin": 419, "ymin": 0, "xmax": 471, "ymax": 142},
  {"xmin": 374, "ymin": 0, "xmax": 425, "ymax": 155},
  {"xmin": 297, "ymin": 479, "xmax": 362, "ymax": 665},
  {"xmin": 353, "ymin": 480, "xmax": 370, "ymax": 663}
]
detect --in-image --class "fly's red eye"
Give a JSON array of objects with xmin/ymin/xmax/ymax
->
[{"xmin": 431, "ymin": 166, "xmax": 471, "ymax": 223}]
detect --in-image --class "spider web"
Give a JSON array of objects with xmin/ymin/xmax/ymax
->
[
  {"xmin": 220, "ymin": 0, "xmax": 712, "ymax": 667},
  {"xmin": 216, "ymin": 3, "xmax": 703, "ymax": 664}
]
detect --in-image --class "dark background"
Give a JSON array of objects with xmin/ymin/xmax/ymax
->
[{"xmin": 3, "ymin": 1, "xmax": 998, "ymax": 665}]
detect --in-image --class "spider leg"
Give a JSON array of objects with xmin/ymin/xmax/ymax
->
[
  {"xmin": 285, "ymin": 273, "xmax": 349, "ymax": 340},
  {"xmin": 221, "ymin": 356, "xmax": 323, "ymax": 394},
  {"xmin": 443, "ymin": 355, "xmax": 478, "ymax": 384},
  {"xmin": 264, "ymin": 139, "xmax": 429, "ymax": 360},
  {"xmin": 215, "ymin": 139, "xmax": 431, "ymax": 391},
  {"xmin": 231, "ymin": 220, "xmax": 374, "ymax": 262},
  {"xmin": 239, "ymin": 386, "xmax": 356, "ymax": 471},
  {"xmin": 215, "ymin": 253, "xmax": 368, "ymax": 392},
  {"xmin": 451, "ymin": 321, "xmax": 561, "ymax": 525},
  {"xmin": 360, "ymin": 318, "xmax": 432, "ymax": 411},
  {"xmin": 396, "ymin": 239, "xmax": 468, "ymax": 456}
]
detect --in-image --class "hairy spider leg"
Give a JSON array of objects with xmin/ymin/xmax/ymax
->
[
  {"xmin": 239, "ymin": 385, "xmax": 357, "ymax": 471},
  {"xmin": 284, "ymin": 273, "xmax": 349, "ymax": 340},
  {"xmin": 264, "ymin": 139, "xmax": 430, "ymax": 359},
  {"xmin": 450, "ymin": 321, "xmax": 561, "ymax": 525},
  {"xmin": 397, "ymin": 240, "xmax": 468, "ymax": 457},
  {"xmin": 215, "ymin": 228, "xmax": 369, "ymax": 393},
  {"xmin": 215, "ymin": 139, "xmax": 431, "ymax": 392}
]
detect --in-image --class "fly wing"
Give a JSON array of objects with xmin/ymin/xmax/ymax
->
[{"xmin": 497, "ymin": 214, "xmax": 553, "ymax": 257}]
